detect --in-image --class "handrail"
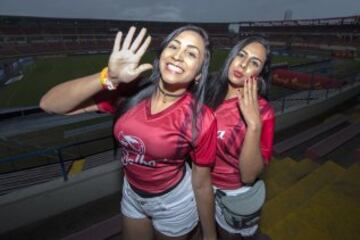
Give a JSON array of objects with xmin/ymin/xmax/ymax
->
[
  {"xmin": 0, "ymin": 135, "xmax": 112, "ymax": 165},
  {"xmin": 0, "ymin": 135, "xmax": 114, "ymax": 181}
]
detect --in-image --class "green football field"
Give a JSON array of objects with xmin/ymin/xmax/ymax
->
[{"xmin": 0, "ymin": 50, "xmax": 311, "ymax": 108}]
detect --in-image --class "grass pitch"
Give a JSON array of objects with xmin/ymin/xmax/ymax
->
[{"xmin": 0, "ymin": 50, "xmax": 313, "ymax": 108}]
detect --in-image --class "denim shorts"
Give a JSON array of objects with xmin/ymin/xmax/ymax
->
[{"xmin": 121, "ymin": 165, "xmax": 198, "ymax": 237}]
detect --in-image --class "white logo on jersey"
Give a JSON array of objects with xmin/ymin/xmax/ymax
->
[
  {"xmin": 217, "ymin": 130, "xmax": 226, "ymax": 140},
  {"xmin": 118, "ymin": 132, "xmax": 156, "ymax": 167}
]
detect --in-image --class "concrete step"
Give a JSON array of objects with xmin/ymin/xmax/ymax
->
[
  {"xmin": 265, "ymin": 158, "xmax": 319, "ymax": 200},
  {"xmin": 306, "ymin": 122, "xmax": 360, "ymax": 160},
  {"xmin": 272, "ymin": 158, "xmax": 319, "ymax": 184},
  {"xmin": 351, "ymin": 112, "xmax": 360, "ymax": 122},
  {"xmin": 63, "ymin": 214, "xmax": 122, "ymax": 240},
  {"xmin": 262, "ymin": 157, "xmax": 297, "ymax": 181},
  {"xmin": 266, "ymin": 163, "xmax": 360, "ymax": 240},
  {"xmin": 266, "ymin": 216, "xmax": 332, "ymax": 240},
  {"xmin": 260, "ymin": 161, "xmax": 345, "ymax": 231},
  {"xmin": 274, "ymin": 114, "xmax": 348, "ymax": 154},
  {"xmin": 354, "ymin": 148, "xmax": 360, "ymax": 162}
]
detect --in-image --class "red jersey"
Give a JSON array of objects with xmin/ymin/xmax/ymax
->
[
  {"xmin": 95, "ymin": 91, "xmax": 217, "ymax": 194},
  {"xmin": 211, "ymin": 97, "xmax": 275, "ymax": 189}
]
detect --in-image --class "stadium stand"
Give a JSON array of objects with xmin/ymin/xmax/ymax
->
[
  {"xmin": 0, "ymin": 14, "xmax": 360, "ymax": 239},
  {"xmin": 1, "ymin": 15, "xmax": 358, "ymax": 58}
]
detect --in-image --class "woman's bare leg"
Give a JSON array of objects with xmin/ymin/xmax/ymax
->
[{"xmin": 122, "ymin": 214, "xmax": 154, "ymax": 240}]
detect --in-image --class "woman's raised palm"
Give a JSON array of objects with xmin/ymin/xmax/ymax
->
[{"xmin": 108, "ymin": 26, "xmax": 153, "ymax": 84}]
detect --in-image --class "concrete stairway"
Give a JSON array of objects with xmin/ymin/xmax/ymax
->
[
  {"xmin": 260, "ymin": 157, "xmax": 360, "ymax": 240},
  {"xmin": 263, "ymin": 157, "xmax": 320, "ymax": 200}
]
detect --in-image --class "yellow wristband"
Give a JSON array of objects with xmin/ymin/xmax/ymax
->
[{"xmin": 100, "ymin": 67, "xmax": 116, "ymax": 90}]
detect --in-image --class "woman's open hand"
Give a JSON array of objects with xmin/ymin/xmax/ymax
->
[{"xmin": 108, "ymin": 26, "xmax": 153, "ymax": 84}]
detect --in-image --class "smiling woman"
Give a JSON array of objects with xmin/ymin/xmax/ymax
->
[
  {"xmin": 40, "ymin": 25, "xmax": 217, "ymax": 240},
  {"xmin": 159, "ymin": 31, "xmax": 205, "ymax": 89}
]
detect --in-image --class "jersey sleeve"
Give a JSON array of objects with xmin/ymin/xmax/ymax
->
[
  {"xmin": 190, "ymin": 108, "xmax": 218, "ymax": 167},
  {"xmin": 260, "ymin": 105, "xmax": 275, "ymax": 165},
  {"xmin": 93, "ymin": 78, "xmax": 151, "ymax": 114},
  {"xmin": 93, "ymin": 88, "xmax": 121, "ymax": 114}
]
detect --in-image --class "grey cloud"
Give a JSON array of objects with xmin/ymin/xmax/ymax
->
[
  {"xmin": 0, "ymin": 0, "xmax": 358, "ymax": 22},
  {"xmin": 121, "ymin": 5, "xmax": 184, "ymax": 21}
]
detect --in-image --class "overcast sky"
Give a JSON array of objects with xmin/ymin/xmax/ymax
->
[{"xmin": 0, "ymin": 0, "xmax": 359, "ymax": 22}]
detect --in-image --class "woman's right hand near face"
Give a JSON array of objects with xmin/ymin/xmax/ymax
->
[{"xmin": 108, "ymin": 26, "xmax": 153, "ymax": 84}]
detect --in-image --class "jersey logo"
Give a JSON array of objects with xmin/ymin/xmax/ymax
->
[
  {"xmin": 118, "ymin": 132, "xmax": 156, "ymax": 167},
  {"xmin": 217, "ymin": 130, "xmax": 226, "ymax": 140}
]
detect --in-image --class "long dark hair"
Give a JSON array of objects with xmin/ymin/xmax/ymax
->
[
  {"xmin": 114, "ymin": 25, "xmax": 212, "ymax": 148},
  {"xmin": 205, "ymin": 36, "xmax": 272, "ymax": 110}
]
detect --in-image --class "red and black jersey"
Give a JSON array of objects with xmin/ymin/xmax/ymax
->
[
  {"xmin": 95, "ymin": 91, "xmax": 217, "ymax": 194},
  {"xmin": 211, "ymin": 97, "xmax": 275, "ymax": 189}
]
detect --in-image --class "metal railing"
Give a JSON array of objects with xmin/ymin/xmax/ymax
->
[
  {"xmin": 271, "ymin": 71, "xmax": 360, "ymax": 114},
  {"xmin": 0, "ymin": 135, "xmax": 114, "ymax": 182}
]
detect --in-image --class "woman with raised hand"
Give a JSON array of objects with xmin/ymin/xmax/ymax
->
[
  {"xmin": 205, "ymin": 36, "xmax": 275, "ymax": 240},
  {"xmin": 40, "ymin": 26, "xmax": 217, "ymax": 240}
]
